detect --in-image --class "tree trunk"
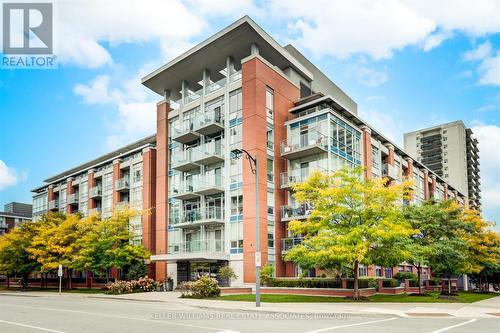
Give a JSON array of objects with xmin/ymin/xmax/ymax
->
[
  {"xmin": 353, "ymin": 260, "xmax": 359, "ymax": 300},
  {"xmin": 448, "ymin": 276, "xmax": 451, "ymax": 295},
  {"xmin": 6, "ymin": 274, "xmax": 9, "ymax": 289},
  {"xmin": 417, "ymin": 265, "xmax": 422, "ymax": 295}
]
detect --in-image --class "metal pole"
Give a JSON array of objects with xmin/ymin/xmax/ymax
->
[
  {"xmin": 254, "ymin": 155, "xmax": 260, "ymax": 307},
  {"xmin": 59, "ymin": 276, "xmax": 62, "ymax": 295}
]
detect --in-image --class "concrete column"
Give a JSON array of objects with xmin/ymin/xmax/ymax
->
[
  {"xmin": 181, "ymin": 80, "xmax": 188, "ymax": 105},
  {"xmin": 360, "ymin": 126, "xmax": 373, "ymax": 179},
  {"xmin": 250, "ymin": 43, "xmax": 259, "ymax": 55},
  {"xmin": 226, "ymin": 56, "xmax": 235, "ymax": 77},
  {"xmin": 155, "ymin": 101, "xmax": 170, "ymax": 282}
]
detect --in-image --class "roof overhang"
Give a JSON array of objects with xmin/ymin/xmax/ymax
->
[{"xmin": 141, "ymin": 16, "xmax": 313, "ymax": 99}]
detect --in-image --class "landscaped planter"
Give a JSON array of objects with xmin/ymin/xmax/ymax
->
[{"xmin": 260, "ymin": 287, "xmax": 377, "ymax": 297}]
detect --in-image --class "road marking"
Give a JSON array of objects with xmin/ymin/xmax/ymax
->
[
  {"xmin": 0, "ymin": 319, "xmax": 68, "ymax": 333},
  {"xmin": 0, "ymin": 302, "xmax": 228, "ymax": 332},
  {"xmin": 304, "ymin": 317, "xmax": 398, "ymax": 333},
  {"xmin": 429, "ymin": 319, "xmax": 477, "ymax": 333}
]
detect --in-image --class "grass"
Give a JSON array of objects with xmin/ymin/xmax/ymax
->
[{"xmin": 216, "ymin": 291, "xmax": 499, "ymax": 303}]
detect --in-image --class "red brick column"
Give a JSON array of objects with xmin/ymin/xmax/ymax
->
[
  {"xmin": 444, "ymin": 184, "xmax": 449, "ymax": 200},
  {"xmin": 384, "ymin": 143, "xmax": 395, "ymax": 165},
  {"xmin": 48, "ymin": 185, "xmax": 55, "ymax": 204},
  {"xmin": 360, "ymin": 126, "xmax": 372, "ymax": 179},
  {"xmin": 404, "ymin": 157, "xmax": 414, "ymax": 200},
  {"xmin": 112, "ymin": 159, "xmax": 121, "ymax": 206},
  {"xmin": 142, "ymin": 147, "xmax": 157, "ymax": 278},
  {"xmin": 155, "ymin": 101, "xmax": 170, "ymax": 282},
  {"xmin": 66, "ymin": 177, "xmax": 74, "ymax": 214},
  {"xmin": 423, "ymin": 170, "xmax": 429, "ymax": 200},
  {"xmin": 88, "ymin": 169, "xmax": 96, "ymax": 209},
  {"xmin": 430, "ymin": 175, "xmax": 436, "ymax": 199},
  {"xmin": 241, "ymin": 56, "xmax": 299, "ymax": 282}
]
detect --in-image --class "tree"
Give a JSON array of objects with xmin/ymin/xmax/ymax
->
[
  {"xmin": 403, "ymin": 199, "xmax": 460, "ymax": 294},
  {"xmin": 72, "ymin": 209, "xmax": 149, "ymax": 281},
  {"xmin": 0, "ymin": 221, "xmax": 41, "ymax": 290},
  {"xmin": 285, "ymin": 167, "xmax": 415, "ymax": 299}
]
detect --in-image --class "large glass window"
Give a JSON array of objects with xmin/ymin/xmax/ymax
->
[
  {"xmin": 266, "ymin": 87, "xmax": 274, "ymax": 122},
  {"xmin": 229, "ymin": 89, "xmax": 242, "ymax": 120}
]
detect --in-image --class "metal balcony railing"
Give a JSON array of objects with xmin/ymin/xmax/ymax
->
[
  {"xmin": 280, "ymin": 167, "xmax": 326, "ymax": 189},
  {"xmin": 168, "ymin": 239, "xmax": 224, "ymax": 254},
  {"xmin": 281, "ymin": 204, "xmax": 313, "ymax": 221},
  {"xmin": 115, "ymin": 178, "xmax": 130, "ymax": 192},
  {"xmin": 281, "ymin": 237, "xmax": 304, "ymax": 254},
  {"xmin": 280, "ymin": 129, "xmax": 329, "ymax": 159},
  {"xmin": 89, "ymin": 186, "xmax": 102, "ymax": 198}
]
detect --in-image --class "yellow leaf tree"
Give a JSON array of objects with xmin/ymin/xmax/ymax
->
[{"xmin": 285, "ymin": 166, "xmax": 415, "ymax": 299}]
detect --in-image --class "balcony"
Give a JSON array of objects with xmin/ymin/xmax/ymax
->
[
  {"xmin": 89, "ymin": 186, "xmax": 102, "ymax": 199},
  {"xmin": 67, "ymin": 193, "xmax": 79, "ymax": 205},
  {"xmin": 205, "ymin": 77, "xmax": 227, "ymax": 96},
  {"xmin": 89, "ymin": 207, "xmax": 102, "ymax": 215},
  {"xmin": 48, "ymin": 200, "xmax": 59, "ymax": 211},
  {"xmin": 196, "ymin": 175, "xmax": 225, "ymax": 196},
  {"xmin": 281, "ymin": 237, "xmax": 304, "ymax": 254},
  {"xmin": 192, "ymin": 142, "xmax": 224, "ymax": 165},
  {"xmin": 193, "ymin": 109, "xmax": 224, "ymax": 136},
  {"xmin": 171, "ymin": 181, "xmax": 201, "ymax": 200},
  {"xmin": 172, "ymin": 122, "xmax": 200, "ymax": 144},
  {"xmin": 280, "ymin": 167, "xmax": 326, "ymax": 190},
  {"xmin": 161, "ymin": 239, "xmax": 227, "ymax": 261},
  {"xmin": 171, "ymin": 149, "xmax": 200, "ymax": 172},
  {"xmin": 382, "ymin": 163, "xmax": 399, "ymax": 180},
  {"xmin": 281, "ymin": 130, "xmax": 329, "ymax": 160},
  {"xmin": 170, "ymin": 206, "xmax": 224, "ymax": 227},
  {"xmin": 115, "ymin": 199, "xmax": 130, "ymax": 210},
  {"xmin": 184, "ymin": 88, "xmax": 202, "ymax": 104},
  {"xmin": 115, "ymin": 178, "xmax": 130, "ymax": 192},
  {"xmin": 281, "ymin": 204, "xmax": 313, "ymax": 221}
]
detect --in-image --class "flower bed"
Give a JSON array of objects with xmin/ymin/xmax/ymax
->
[{"xmin": 105, "ymin": 276, "xmax": 159, "ymax": 294}]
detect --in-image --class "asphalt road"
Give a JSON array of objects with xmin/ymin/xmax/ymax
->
[{"xmin": 0, "ymin": 294, "xmax": 498, "ymax": 333}]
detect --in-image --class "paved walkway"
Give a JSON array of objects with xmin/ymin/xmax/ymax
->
[{"xmin": 2, "ymin": 290, "xmax": 499, "ymax": 318}]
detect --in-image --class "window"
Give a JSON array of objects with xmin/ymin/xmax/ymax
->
[
  {"xmin": 376, "ymin": 266, "xmax": 383, "ymax": 277},
  {"xmin": 229, "ymin": 89, "xmax": 242, "ymax": 120},
  {"xmin": 384, "ymin": 268, "xmax": 393, "ymax": 278},
  {"xmin": 230, "ymin": 221, "xmax": 243, "ymax": 253},
  {"xmin": 266, "ymin": 127, "xmax": 274, "ymax": 150},
  {"xmin": 267, "ymin": 158, "xmax": 274, "ymax": 183},
  {"xmin": 443, "ymin": 129, "xmax": 447, "ymax": 134},
  {"xmin": 266, "ymin": 87, "xmax": 274, "ymax": 122},
  {"xmin": 230, "ymin": 192, "xmax": 243, "ymax": 215},
  {"xmin": 359, "ymin": 266, "xmax": 368, "ymax": 277},
  {"xmin": 371, "ymin": 146, "xmax": 380, "ymax": 170},
  {"xmin": 267, "ymin": 223, "xmax": 275, "ymax": 248},
  {"xmin": 267, "ymin": 188, "xmax": 274, "ymax": 215}
]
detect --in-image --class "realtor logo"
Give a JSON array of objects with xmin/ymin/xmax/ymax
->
[{"xmin": 2, "ymin": 2, "xmax": 56, "ymax": 68}]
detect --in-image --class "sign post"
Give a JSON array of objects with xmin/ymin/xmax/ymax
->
[{"xmin": 58, "ymin": 265, "xmax": 63, "ymax": 295}]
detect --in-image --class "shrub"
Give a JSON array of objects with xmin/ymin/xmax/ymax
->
[
  {"xmin": 218, "ymin": 266, "xmax": 237, "ymax": 286},
  {"xmin": 105, "ymin": 276, "xmax": 159, "ymax": 294},
  {"xmin": 382, "ymin": 279, "xmax": 399, "ymax": 288},
  {"xmin": 394, "ymin": 272, "xmax": 417, "ymax": 282},
  {"xmin": 409, "ymin": 279, "xmax": 420, "ymax": 287},
  {"xmin": 260, "ymin": 264, "xmax": 274, "ymax": 286},
  {"xmin": 266, "ymin": 278, "xmax": 342, "ymax": 289},
  {"xmin": 428, "ymin": 277, "xmax": 441, "ymax": 286},
  {"xmin": 180, "ymin": 276, "xmax": 220, "ymax": 298}
]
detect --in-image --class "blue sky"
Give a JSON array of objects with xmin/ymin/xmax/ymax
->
[{"xmin": 1, "ymin": 0, "xmax": 500, "ymax": 228}]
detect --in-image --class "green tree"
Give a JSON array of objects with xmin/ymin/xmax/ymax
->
[
  {"xmin": 0, "ymin": 221, "xmax": 41, "ymax": 290},
  {"xmin": 72, "ymin": 209, "xmax": 149, "ymax": 281},
  {"xmin": 285, "ymin": 167, "xmax": 415, "ymax": 299},
  {"xmin": 403, "ymin": 199, "xmax": 460, "ymax": 294}
]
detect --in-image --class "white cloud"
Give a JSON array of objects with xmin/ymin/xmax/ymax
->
[
  {"xmin": 349, "ymin": 63, "xmax": 389, "ymax": 87},
  {"xmin": 477, "ymin": 53, "xmax": 500, "ymax": 86},
  {"xmin": 358, "ymin": 107, "xmax": 401, "ymax": 144},
  {"xmin": 270, "ymin": 0, "xmax": 500, "ymax": 60},
  {"xmin": 463, "ymin": 41, "xmax": 492, "ymax": 61},
  {"xmin": 55, "ymin": 0, "xmax": 205, "ymax": 68},
  {"xmin": 0, "ymin": 161, "xmax": 24, "ymax": 191},
  {"xmin": 471, "ymin": 125, "xmax": 500, "ymax": 216},
  {"xmin": 73, "ymin": 75, "xmax": 115, "ymax": 104}
]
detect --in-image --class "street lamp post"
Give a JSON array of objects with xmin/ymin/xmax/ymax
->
[{"xmin": 231, "ymin": 148, "xmax": 260, "ymax": 307}]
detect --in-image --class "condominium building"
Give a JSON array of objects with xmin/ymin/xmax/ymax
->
[
  {"xmin": 33, "ymin": 16, "xmax": 467, "ymax": 285},
  {"xmin": 0, "ymin": 202, "xmax": 32, "ymax": 235},
  {"xmin": 404, "ymin": 121, "xmax": 481, "ymax": 210}
]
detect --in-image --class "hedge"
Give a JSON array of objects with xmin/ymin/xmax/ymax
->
[
  {"xmin": 382, "ymin": 279, "xmax": 399, "ymax": 287},
  {"xmin": 394, "ymin": 272, "xmax": 417, "ymax": 282},
  {"xmin": 266, "ymin": 278, "xmax": 342, "ymax": 289}
]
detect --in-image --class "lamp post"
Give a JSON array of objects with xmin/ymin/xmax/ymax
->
[{"xmin": 231, "ymin": 148, "xmax": 260, "ymax": 307}]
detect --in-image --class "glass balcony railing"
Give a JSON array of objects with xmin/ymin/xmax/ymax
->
[
  {"xmin": 89, "ymin": 207, "xmax": 102, "ymax": 215},
  {"xmin": 205, "ymin": 77, "xmax": 227, "ymax": 95},
  {"xmin": 281, "ymin": 203, "xmax": 313, "ymax": 221},
  {"xmin": 193, "ymin": 109, "xmax": 224, "ymax": 135},
  {"xmin": 172, "ymin": 121, "xmax": 200, "ymax": 144},
  {"xmin": 168, "ymin": 239, "xmax": 224, "ymax": 254},
  {"xmin": 67, "ymin": 193, "xmax": 79, "ymax": 204},
  {"xmin": 229, "ymin": 70, "xmax": 242, "ymax": 83},
  {"xmin": 280, "ymin": 167, "xmax": 326, "ymax": 189},
  {"xmin": 89, "ymin": 186, "xmax": 102, "ymax": 198},
  {"xmin": 170, "ymin": 206, "xmax": 224, "ymax": 226},
  {"xmin": 192, "ymin": 142, "xmax": 224, "ymax": 165},
  {"xmin": 171, "ymin": 175, "xmax": 224, "ymax": 199},
  {"xmin": 281, "ymin": 129, "xmax": 329, "ymax": 159},
  {"xmin": 171, "ymin": 149, "xmax": 200, "ymax": 172},
  {"xmin": 281, "ymin": 237, "xmax": 304, "ymax": 254},
  {"xmin": 184, "ymin": 88, "xmax": 202, "ymax": 104},
  {"xmin": 48, "ymin": 200, "xmax": 59, "ymax": 210},
  {"xmin": 115, "ymin": 178, "xmax": 130, "ymax": 192}
]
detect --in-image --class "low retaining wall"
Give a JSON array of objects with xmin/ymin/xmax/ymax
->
[{"xmin": 220, "ymin": 287, "xmax": 253, "ymax": 295}]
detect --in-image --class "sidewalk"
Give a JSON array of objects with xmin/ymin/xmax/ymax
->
[{"xmin": 2, "ymin": 290, "xmax": 499, "ymax": 318}]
